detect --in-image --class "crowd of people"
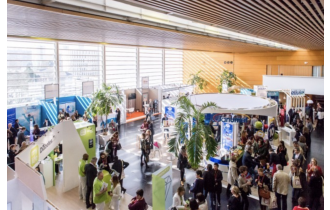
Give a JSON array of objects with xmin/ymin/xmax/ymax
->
[{"xmin": 171, "ymin": 108, "xmax": 323, "ymax": 210}]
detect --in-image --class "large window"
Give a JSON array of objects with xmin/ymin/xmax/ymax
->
[
  {"xmin": 7, "ymin": 38, "xmax": 185, "ymax": 107},
  {"xmin": 106, "ymin": 46, "xmax": 137, "ymax": 89},
  {"xmin": 7, "ymin": 39, "xmax": 57, "ymax": 107},
  {"xmin": 165, "ymin": 50, "xmax": 183, "ymax": 84},
  {"xmin": 139, "ymin": 48, "xmax": 163, "ymax": 87},
  {"xmin": 58, "ymin": 43, "xmax": 103, "ymax": 96}
]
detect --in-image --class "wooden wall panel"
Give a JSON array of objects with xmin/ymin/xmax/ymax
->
[{"xmin": 183, "ymin": 50, "xmax": 324, "ymax": 92}]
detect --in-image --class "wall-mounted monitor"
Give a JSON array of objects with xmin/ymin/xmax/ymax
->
[{"xmin": 128, "ymin": 93, "xmax": 136, "ymax": 100}]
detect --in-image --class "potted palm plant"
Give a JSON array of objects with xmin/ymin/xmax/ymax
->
[
  {"xmin": 217, "ymin": 70, "xmax": 237, "ymax": 93},
  {"xmin": 187, "ymin": 70, "xmax": 207, "ymax": 94},
  {"xmin": 87, "ymin": 83, "xmax": 124, "ymax": 135},
  {"xmin": 168, "ymin": 96, "xmax": 218, "ymax": 169}
]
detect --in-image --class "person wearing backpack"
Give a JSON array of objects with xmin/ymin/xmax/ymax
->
[{"xmin": 140, "ymin": 133, "xmax": 151, "ymax": 168}]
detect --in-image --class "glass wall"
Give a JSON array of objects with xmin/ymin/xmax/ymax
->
[
  {"xmin": 7, "ymin": 38, "xmax": 57, "ymax": 107},
  {"xmin": 7, "ymin": 38, "xmax": 184, "ymax": 107}
]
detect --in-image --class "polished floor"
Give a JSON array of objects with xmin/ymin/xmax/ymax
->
[{"xmin": 114, "ymin": 116, "xmax": 324, "ymax": 210}]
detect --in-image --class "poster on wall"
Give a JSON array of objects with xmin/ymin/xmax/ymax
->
[
  {"xmin": 152, "ymin": 163, "xmax": 173, "ymax": 210},
  {"xmin": 15, "ymin": 105, "xmax": 41, "ymax": 133},
  {"xmin": 7, "ymin": 108, "xmax": 16, "ymax": 127},
  {"xmin": 76, "ymin": 124, "xmax": 96, "ymax": 162},
  {"xmin": 59, "ymin": 104, "xmax": 65, "ymax": 113},
  {"xmin": 221, "ymin": 122, "xmax": 234, "ymax": 150},
  {"xmin": 65, "ymin": 102, "xmax": 76, "ymax": 116},
  {"xmin": 141, "ymin": 76, "xmax": 149, "ymax": 88}
]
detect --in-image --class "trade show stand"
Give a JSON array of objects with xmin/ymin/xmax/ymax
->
[{"xmin": 279, "ymin": 124, "xmax": 296, "ymax": 147}]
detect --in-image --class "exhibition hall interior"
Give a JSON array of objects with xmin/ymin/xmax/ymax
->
[{"xmin": 6, "ymin": 0, "xmax": 325, "ymax": 210}]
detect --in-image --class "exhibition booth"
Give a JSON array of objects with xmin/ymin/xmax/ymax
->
[{"xmin": 15, "ymin": 120, "xmax": 96, "ymax": 190}]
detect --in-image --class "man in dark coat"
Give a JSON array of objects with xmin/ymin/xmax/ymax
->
[
  {"xmin": 116, "ymin": 108, "xmax": 121, "ymax": 132},
  {"xmin": 213, "ymin": 163, "xmax": 223, "ymax": 208},
  {"xmin": 84, "ymin": 157, "xmax": 97, "ymax": 209},
  {"xmin": 189, "ymin": 170, "xmax": 204, "ymax": 199},
  {"xmin": 112, "ymin": 156, "xmax": 129, "ymax": 194},
  {"xmin": 203, "ymin": 164, "xmax": 216, "ymax": 210}
]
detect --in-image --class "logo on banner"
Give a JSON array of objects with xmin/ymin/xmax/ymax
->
[
  {"xmin": 40, "ymin": 139, "xmax": 53, "ymax": 154},
  {"xmin": 291, "ymin": 89, "xmax": 305, "ymax": 96},
  {"xmin": 30, "ymin": 145, "xmax": 39, "ymax": 167}
]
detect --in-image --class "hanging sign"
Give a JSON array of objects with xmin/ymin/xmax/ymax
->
[
  {"xmin": 254, "ymin": 85, "xmax": 267, "ymax": 98},
  {"xmin": 290, "ymin": 89, "xmax": 305, "ymax": 96},
  {"xmin": 267, "ymin": 91, "xmax": 280, "ymax": 104}
]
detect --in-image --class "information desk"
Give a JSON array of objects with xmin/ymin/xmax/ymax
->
[{"xmin": 279, "ymin": 125, "xmax": 296, "ymax": 147}]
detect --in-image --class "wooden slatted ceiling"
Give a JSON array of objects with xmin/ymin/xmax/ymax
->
[
  {"xmin": 7, "ymin": 3, "xmax": 287, "ymax": 53},
  {"xmin": 116, "ymin": 0, "xmax": 324, "ymax": 50}
]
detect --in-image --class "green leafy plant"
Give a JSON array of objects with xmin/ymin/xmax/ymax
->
[
  {"xmin": 187, "ymin": 70, "xmax": 207, "ymax": 93},
  {"xmin": 87, "ymin": 83, "xmax": 124, "ymax": 134},
  {"xmin": 168, "ymin": 96, "xmax": 218, "ymax": 169},
  {"xmin": 217, "ymin": 70, "xmax": 237, "ymax": 93}
]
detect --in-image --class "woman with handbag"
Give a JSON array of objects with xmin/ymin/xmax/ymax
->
[
  {"xmin": 109, "ymin": 175, "xmax": 121, "ymax": 210},
  {"xmin": 238, "ymin": 166, "xmax": 252, "ymax": 210},
  {"xmin": 289, "ymin": 164, "xmax": 307, "ymax": 207},
  {"xmin": 97, "ymin": 152, "xmax": 111, "ymax": 172},
  {"xmin": 146, "ymin": 129, "xmax": 153, "ymax": 151},
  {"xmin": 227, "ymin": 156, "xmax": 238, "ymax": 198},
  {"xmin": 255, "ymin": 168, "xmax": 270, "ymax": 210}
]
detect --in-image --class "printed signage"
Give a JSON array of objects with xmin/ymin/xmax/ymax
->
[
  {"xmin": 267, "ymin": 91, "xmax": 280, "ymax": 104},
  {"xmin": 221, "ymin": 122, "xmax": 234, "ymax": 150},
  {"xmin": 290, "ymin": 89, "xmax": 305, "ymax": 96},
  {"xmin": 254, "ymin": 85, "xmax": 267, "ymax": 98},
  {"xmin": 30, "ymin": 145, "xmax": 39, "ymax": 167},
  {"xmin": 141, "ymin": 76, "xmax": 149, "ymax": 88}
]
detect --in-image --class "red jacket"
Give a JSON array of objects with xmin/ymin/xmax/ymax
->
[{"xmin": 128, "ymin": 197, "xmax": 147, "ymax": 210}]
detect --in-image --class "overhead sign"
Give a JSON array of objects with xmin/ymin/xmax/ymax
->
[
  {"xmin": 290, "ymin": 89, "xmax": 305, "ymax": 96},
  {"xmin": 44, "ymin": 84, "xmax": 59, "ymax": 99},
  {"xmin": 141, "ymin": 76, "xmax": 149, "ymax": 88},
  {"xmin": 82, "ymin": 81, "xmax": 94, "ymax": 96},
  {"xmin": 267, "ymin": 91, "xmax": 280, "ymax": 104}
]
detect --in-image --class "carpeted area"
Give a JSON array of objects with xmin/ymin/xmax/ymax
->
[{"xmin": 126, "ymin": 111, "xmax": 146, "ymax": 123}]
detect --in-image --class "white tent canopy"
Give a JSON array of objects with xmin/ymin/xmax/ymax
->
[{"xmin": 188, "ymin": 93, "xmax": 277, "ymax": 116}]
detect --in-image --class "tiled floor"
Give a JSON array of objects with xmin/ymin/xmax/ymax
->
[{"xmin": 47, "ymin": 116, "xmax": 324, "ymax": 210}]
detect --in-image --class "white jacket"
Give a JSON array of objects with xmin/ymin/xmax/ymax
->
[
  {"xmin": 227, "ymin": 161, "xmax": 238, "ymax": 185},
  {"xmin": 110, "ymin": 184, "xmax": 121, "ymax": 210},
  {"xmin": 172, "ymin": 193, "xmax": 186, "ymax": 209}
]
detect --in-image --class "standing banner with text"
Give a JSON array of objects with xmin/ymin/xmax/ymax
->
[
  {"xmin": 75, "ymin": 124, "xmax": 96, "ymax": 162},
  {"xmin": 152, "ymin": 163, "xmax": 173, "ymax": 210},
  {"xmin": 254, "ymin": 85, "xmax": 267, "ymax": 98}
]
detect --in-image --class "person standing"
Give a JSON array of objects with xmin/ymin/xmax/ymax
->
[
  {"xmin": 43, "ymin": 119, "xmax": 52, "ymax": 127},
  {"xmin": 8, "ymin": 145, "xmax": 18, "ymax": 170},
  {"xmin": 93, "ymin": 171, "xmax": 108, "ymax": 210},
  {"xmin": 147, "ymin": 121, "xmax": 154, "ymax": 149},
  {"xmin": 255, "ymin": 168, "xmax": 270, "ymax": 210},
  {"xmin": 111, "ymin": 156, "xmax": 129, "ymax": 194},
  {"xmin": 7, "ymin": 123, "xmax": 16, "ymax": 146},
  {"xmin": 189, "ymin": 170, "xmax": 204, "ymax": 199},
  {"xmin": 177, "ymin": 146, "xmax": 188, "ymax": 186},
  {"xmin": 242, "ymin": 146, "xmax": 258, "ymax": 186},
  {"xmin": 269, "ymin": 148, "xmax": 280, "ymax": 176},
  {"xmin": 140, "ymin": 133, "xmax": 151, "ymax": 168},
  {"xmin": 32, "ymin": 124, "xmax": 40, "ymax": 141},
  {"xmin": 93, "ymin": 115, "xmax": 97, "ymax": 131},
  {"xmin": 116, "ymin": 108, "xmax": 121, "ymax": 132},
  {"xmin": 109, "ymin": 175, "xmax": 121, "ymax": 210},
  {"xmin": 273, "ymin": 164, "xmax": 290, "ymax": 210},
  {"xmin": 202, "ymin": 164, "xmax": 215, "ymax": 210},
  {"xmin": 237, "ymin": 166, "xmax": 252, "ymax": 210},
  {"xmin": 227, "ymin": 186, "xmax": 242, "ymax": 210},
  {"xmin": 14, "ymin": 119, "xmax": 21, "ymax": 131},
  {"xmin": 213, "ymin": 163, "xmax": 223, "ymax": 208},
  {"xmin": 308, "ymin": 170, "xmax": 323, "ymax": 210},
  {"xmin": 78, "ymin": 154, "xmax": 89, "ymax": 202},
  {"xmin": 17, "ymin": 127, "xmax": 27, "ymax": 147},
  {"xmin": 289, "ymin": 165, "xmax": 307, "ymax": 207},
  {"xmin": 227, "ymin": 156, "xmax": 238, "ymax": 198},
  {"xmin": 85, "ymin": 157, "xmax": 98, "ymax": 209}
]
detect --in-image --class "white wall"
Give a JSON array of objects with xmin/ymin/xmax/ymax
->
[
  {"xmin": 263, "ymin": 75, "xmax": 324, "ymax": 95},
  {"xmin": 7, "ymin": 179, "xmax": 22, "ymax": 210}
]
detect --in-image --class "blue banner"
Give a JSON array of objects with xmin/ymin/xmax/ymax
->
[
  {"xmin": 222, "ymin": 122, "xmax": 234, "ymax": 150},
  {"xmin": 267, "ymin": 91, "xmax": 279, "ymax": 104},
  {"xmin": 165, "ymin": 106, "xmax": 175, "ymax": 120},
  {"xmin": 15, "ymin": 105, "xmax": 41, "ymax": 134},
  {"xmin": 7, "ymin": 108, "xmax": 16, "ymax": 128}
]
